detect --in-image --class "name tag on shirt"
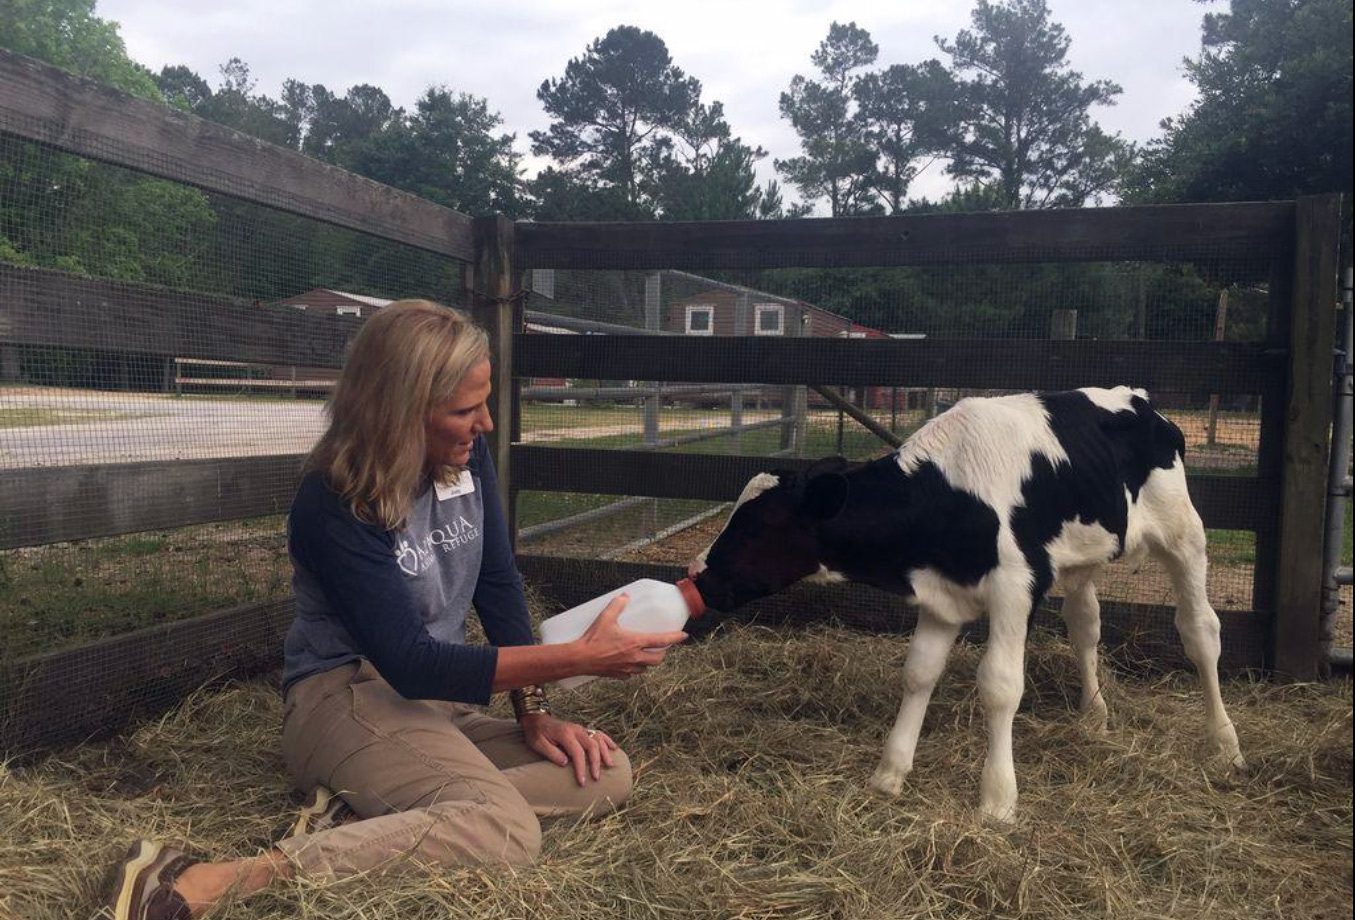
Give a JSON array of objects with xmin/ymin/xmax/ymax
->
[{"xmin": 435, "ymin": 471, "xmax": 476, "ymax": 501}]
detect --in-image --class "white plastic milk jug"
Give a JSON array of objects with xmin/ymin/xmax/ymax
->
[{"xmin": 538, "ymin": 577, "xmax": 706, "ymax": 689}]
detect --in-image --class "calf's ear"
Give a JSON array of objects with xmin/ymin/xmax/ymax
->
[{"xmin": 801, "ymin": 471, "xmax": 849, "ymax": 521}]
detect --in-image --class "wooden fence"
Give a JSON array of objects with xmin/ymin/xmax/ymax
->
[
  {"xmin": 0, "ymin": 48, "xmax": 1343, "ymax": 757},
  {"xmin": 505, "ymin": 198, "xmax": 1340, "ymax": 687}
]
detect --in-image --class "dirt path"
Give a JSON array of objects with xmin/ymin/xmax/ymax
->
[{"xmin": 522, "ymin": 410, "xmax": 783, "ymax": 444}]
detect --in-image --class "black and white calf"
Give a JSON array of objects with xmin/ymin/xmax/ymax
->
[{"xmin": 688, "ymin": 386, "xmax": 1246, "ymax": 822}]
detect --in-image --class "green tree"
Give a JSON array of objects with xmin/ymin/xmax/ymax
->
[
  {"xmin": 156, "ymin": 65, "xmax": 404, "ymax": 166},
  {"xmin": 155, "ymin": 64, "xmax": 212, "ymax": 111},
  {"xmin": 531, "ymin": 25, "xmax": 700, "ymax": 218},
  {"xmin": 151, "ymin": 62, "xmax": 513, "ymax": 295},
  {"xmin": 1126, "ymin": 0, "xmax": 1352, "ymax": 205},
  {"xmin": 1, "ymin": 0, "xmax": 219, "ymax": 285},
  {"xmin": 528, "ymin": 167, "xmax": 634, "ymax": 221},
  {"xmin": 936, "ymin": 0, "xmax": 1132, "ymax": 209},
  {"xmin": 278, "ymin": 78, "xmax": 314, "ymax": 147},
  {"xmin": 756, "ymin": 180, "xmax": 809, "ymax": 220},
  {"xmin": 351, "ymin": 86, "xmax": 523, "ymax": 217},
  {"xmin": 0, "ymin": 0, "xmax": 158, "ymax": 96},
  {"xmin": 776, "ymin": 22, "xmax": 880, "ymax": 216},
  {"xmin": 651, "ymin": 101, "xmax": 786, "ymax": 220},
  {"xmin": 855, "ymin": 61, "xmax": 962, "ymax": 214},
  {"xmin": 296, "ymin": 82, "xmax": 401, "ymax": 166},
  {"xmin": 199, "ymin": 59, "xmax": 294, "ymax": 145},
  {"xmin": 907, "ymin": 180, "xmax": 1010, "ymax": 214}
]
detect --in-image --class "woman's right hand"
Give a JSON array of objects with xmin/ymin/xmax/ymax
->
[{"xmin": 573, "ymin": 594, "xmax": 688, "ymax": 680}]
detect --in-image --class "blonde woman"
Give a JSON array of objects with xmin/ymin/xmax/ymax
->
[{"xmin": 106, "ymin": 300, "xmax": 686, "ymax": 919}]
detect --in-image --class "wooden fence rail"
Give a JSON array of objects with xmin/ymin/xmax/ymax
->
[
  {"xmin": 0, "ymin": 50, "xmax": 475, "ymax": 260},
  {"xmin": 516, "ymin": 334, "xmax": 1283, "ymax": 395},
  {"xmin": 1, "ymin": 263, "xmax": 360, "ymax": 368},
  {"xmin": 0, "ymin": 455, "xmax": 305, "ymax": 549},
  {"xmin": 512, "ymin": 447, "xmax": 1267, "ymax": 533},
  {"xmin": 516, "ymin": 201, "xmax": 1294, "ymax": 270}
]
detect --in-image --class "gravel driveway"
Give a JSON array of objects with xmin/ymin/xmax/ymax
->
[{"xmin": 1, "ymin": 388, "xmax": 328, "ymax": 468}]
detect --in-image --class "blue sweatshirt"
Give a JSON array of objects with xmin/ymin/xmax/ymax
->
[{"xmin": 282, "ymin": 436, "xmax": 532, "ymax": 704}]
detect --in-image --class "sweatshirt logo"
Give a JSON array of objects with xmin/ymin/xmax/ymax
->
[
  {"xmin": 395, "ymin": 514, "xmax": 481, "ymax": 577},
  {"xmin": 395, "ymin": 541, "xmax": 420, "ymax": 576}
]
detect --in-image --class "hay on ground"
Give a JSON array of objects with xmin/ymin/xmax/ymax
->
[{"xmin": 2, "ymin": 625, "xmax": 1351, "ymax": 920}]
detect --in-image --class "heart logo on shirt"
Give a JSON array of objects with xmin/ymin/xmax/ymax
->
[{"xmin": 395, "ymin": 539, "xmax": 419, "ymax": 576}]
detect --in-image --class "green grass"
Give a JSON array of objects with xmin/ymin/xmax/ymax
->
[
  {"xmin": 0, "ymin": 517, "xmax": 289, "ymax": 659},
  {"xmin": 520, "ymin": 403, "xmax": 644, "ymax": 431},
  {"xmin": 1206, "ymin": 529, "xmax": 1257, "ymax": 567},
  {"xmin": 0, "ymin": 407, "xmax": 125, "ymax": 427},
  {"xmin": 534, "ymin": 410, "xmax": 909, "ymax": 459},
  {"xmin": 91, "ymin": 535, "xmax": 167, "ymax": 558},
  {"xmin": 517, "ymin": 491, "xmax": 620, "ymax": 529}
]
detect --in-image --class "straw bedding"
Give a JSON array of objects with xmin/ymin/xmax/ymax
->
[{"xmin": 2, "ymin": 624, "xmax": 1350, "ymax": 920}]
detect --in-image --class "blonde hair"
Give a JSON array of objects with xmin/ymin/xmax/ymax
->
[{"xmin": 306, "ymin": 299, "xmax": 490, "ymax": 530}]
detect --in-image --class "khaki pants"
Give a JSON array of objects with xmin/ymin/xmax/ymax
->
[{"xmin": 276, "ymin": 659, "xmax": 632, "ymax": 879}]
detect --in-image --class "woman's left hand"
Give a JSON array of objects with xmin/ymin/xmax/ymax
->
[{"xmin": 520, "ymin": 714, "xmax": 618, "ymax": 786}]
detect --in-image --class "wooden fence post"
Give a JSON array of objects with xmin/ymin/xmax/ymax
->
[
  {"xmin": 778, "ymin": 373, "xmax": 794, "ymax": 455},
  {"xmin": 1050, "ymin": 309, "xmax": 1077, "ymax": 340},
  {"xmin": 779, "ymin": 306, "xmax": 802, "ymax": 454},
  {"xmin": 1206, "ymin": 289, "xmax": 1229, "ymax": 445},
  {"xmin": 643, "ymin": 273, "xmax": 662, "ymax": 446},
  {"xmin": 472, "ymin": 215, "xmax": 519, "ymax": 546},
  {"xmin": 1272, "ymin": 193, "xmax": 1342, "ymax": 679},
  {"xmin": 644, "ymin": 272, "xmax": 662, "ymax": 538},
  {"xmin": 732, "ymin": 292, "xmax": 748, "ymax": 452}
]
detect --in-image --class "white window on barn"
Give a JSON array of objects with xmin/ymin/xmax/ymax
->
[
  {"xmin": 754, "ymin": 303, "xmax": 784, "ymax": 335},
  {"xmin": 336, "ymin": 306, "xmax": 362, "ymax": 317},
  {"xmin": 685, "ymin": 304, "xmax": 714, "ymax": 335}
]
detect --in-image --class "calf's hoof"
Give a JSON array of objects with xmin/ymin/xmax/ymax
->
[
  {"xmin": 1210, "ymin": 721, "xmax": 1247, "ymax": 773},
  {"xmin": 978, "ymin": 800, "xmax": 1018, "ymax": 826},
  {"xmin": 1079, "ymin": 701, "xmax": 1109, "ymax": 735},
  {"xmin": 869, "ymin": 763, "xmax": 910, "ymax": 797}
]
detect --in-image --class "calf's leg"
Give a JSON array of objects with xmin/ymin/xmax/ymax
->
[
  {"xmin": 1154, "ymin": 510, "xmax": 1246, "ymax": 770},
  {"xmin": 976, "ymin": 576, "xmax": 1032, "ymax": 823},
  {"xmin": 870, "ymin": 609, "xmax": 960, "ymax": 797},
  {"xmin": 1059, "ymin": 567, "xmax": 1109, "ymax": 732}
]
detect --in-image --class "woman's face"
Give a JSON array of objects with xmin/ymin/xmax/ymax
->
[{"xmin": 424, "ymin": 359, "xmax": 493, "ymax": 470}]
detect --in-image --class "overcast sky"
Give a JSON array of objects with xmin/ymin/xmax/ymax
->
[{"xmin": 97, "ymin": 0, "xmax": 1211, "ymax": 208}]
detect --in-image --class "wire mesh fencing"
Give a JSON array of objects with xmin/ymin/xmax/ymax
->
[
  {"xmin": 0, "ymin": 115, "xmax": 470, "ymax": 752},
  {"xmin": 2, "ymin": 48, "xmax": 1344, "ymax": 758},
  {"xmin": 513, "ymin": 255, "xmax": 1286, "ymax": 670}
]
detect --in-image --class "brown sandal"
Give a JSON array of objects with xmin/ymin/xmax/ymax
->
[{"xmin": 105, "ymin": 839, "xmax": 197, "ymax": 920}]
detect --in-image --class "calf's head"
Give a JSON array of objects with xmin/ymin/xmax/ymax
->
[{"xmin": 688, "ymin": 459, "xmax": 851, "ymax": 613}]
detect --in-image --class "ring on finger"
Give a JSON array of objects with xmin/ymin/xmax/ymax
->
[{"xmin": 585, "ymin": 728, "xmax": 597, "ymax": 738}]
